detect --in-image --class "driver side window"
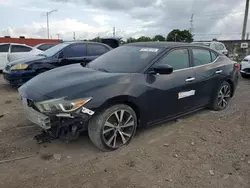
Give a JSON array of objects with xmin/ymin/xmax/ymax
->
[{"xmin": 156, "ymin": 48, "xmax": 190, "ymax": 71}]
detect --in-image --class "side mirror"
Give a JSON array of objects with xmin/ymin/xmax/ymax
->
[{"xmin": 149, "ymin": 64, "xmax": 173, "ymax": 75}]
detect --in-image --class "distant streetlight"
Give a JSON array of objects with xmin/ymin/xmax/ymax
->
[{"xmin": 46, "ymin": 9, "xmax": 57, "ymax": 39}]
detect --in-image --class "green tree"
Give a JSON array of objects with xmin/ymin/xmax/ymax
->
[
  {"xmin": 126, "ymin": 37, "xmax": 137, "ymax": 43},
  {"xmin": 89, "ymin": 37, "xmax": 102, "ymax": 42},
  {"xmin": 152, "ymin": 35, "xmax": 165, "ymax": 41},
  {"xmin": 136, "ymin": 36, "xmax": 152, "ymax": 42},
  {"xmin": 166, "ymin": 29, "xmax": 193, "ymax": 42}
]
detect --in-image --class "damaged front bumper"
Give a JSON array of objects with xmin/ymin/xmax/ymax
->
[{"xmin": 20, "ymin": 96, "xmax": 95, "ymax": 143}]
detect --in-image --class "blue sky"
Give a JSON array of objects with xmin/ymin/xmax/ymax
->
[{"xmin": 0, "ymin": 0, "xmax": 247, "ymax": 40}]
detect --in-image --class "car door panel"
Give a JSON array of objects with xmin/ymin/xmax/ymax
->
[
  {"xmin": 59, "ymin": 44, "xmax": 88, "ymax": 66},
  {"xmin": 142, "ymin": 48, "xmax": 200, "ymax": 124},
  {"xmin": 145, "ymin": 69, "xmax": 197, "ymax": 124}
]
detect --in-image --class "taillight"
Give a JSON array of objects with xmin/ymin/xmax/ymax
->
[{"xmin": 234, "ymin": 63, "xmax": 240, "ymax": 72}]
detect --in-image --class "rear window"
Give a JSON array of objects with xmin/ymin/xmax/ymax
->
[{"xmin": 243, "ymin": 59, "xmax": 249, "ymax": 62}]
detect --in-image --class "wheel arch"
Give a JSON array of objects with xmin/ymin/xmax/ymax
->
[
  {"xmin": 225, "ymin": 78, "xmax": 235, "ymax": 97},
  {"xmin": 96, "ymin": 95, "xmax": 143, "ymax": 127}
]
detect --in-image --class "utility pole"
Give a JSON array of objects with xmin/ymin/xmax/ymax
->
[
  {"xmin": 46, "ymin": 9, "xmax": 57, "ymax": 39},
  {"xmin": 73, "ymin": 32, "xmax": 76, "ymax": 40},
  {"xmin": 56, "ymin": 33, "xmax": 60, "ymax": 39},
  {"xmin": 189, "ymin": 13, "xmax": 194, "ymax": 35},
  {"xmin": 113, "ymin": 27, "xmax": 115, "ymax": 37},
  {"xmin": 242, "ymin": 0, "xmax": 249, "ymax": 40}
]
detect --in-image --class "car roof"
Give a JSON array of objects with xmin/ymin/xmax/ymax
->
[
  {"xmin": 0, "ymin": 43, "xmax": 31, "ymax": 46},
  {"xmin": 125, "ymin": 42, "xmax": 211, "ymax": 49}
]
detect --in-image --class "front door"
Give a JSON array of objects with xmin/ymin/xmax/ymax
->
[
  {"xmin": 145, "ymin": 48, "xmax": 198, "ymax": 124},
  {"xmin": 0, "ymin": 44, "xmax": 10, "ymax": 70},
  {"xmin": 59, "ymin": 43, "xmax": 88, "ymax": 66}
]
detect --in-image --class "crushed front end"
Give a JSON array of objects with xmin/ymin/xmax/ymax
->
[{"xmin": 18, "ymin": 87, "xmax": 95, "ymax": 144}]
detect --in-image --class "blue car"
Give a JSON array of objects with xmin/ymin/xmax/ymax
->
[{"xmin": 2, "ymin": 40, "xmax": 117, "ymax": 86}]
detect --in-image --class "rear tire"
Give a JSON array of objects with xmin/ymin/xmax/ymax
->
[
  {"xmin": 209, "ymin": 81, "xmax": 232, "ymax": 111},
  {"xmin": 88, "ymin": 104, "xmax": 137, "ymax": 151}
]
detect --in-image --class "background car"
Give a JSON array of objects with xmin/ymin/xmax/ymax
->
[
  {"xmin": 192, "ymin": 41, "xmax": 228, "ymax": 56},
  {"xmin": 240, "ymin": 55, "xmax": 250, "ymax": 78},
  {"xmin": 3, "ymin": 41, "xmax": 114, "ymax": 86},
  {"xmin": 0, "ymin": 43, "xmax": 42, "ymax": 71},
  {"xmin": 18, "ymin": 42, "xmax": 239, "ymax": 151},
  {"xmin": 34, "ymin": 43, "xmax": 59, "ymax": 51}
]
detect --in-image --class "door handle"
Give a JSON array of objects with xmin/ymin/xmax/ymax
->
[
  {"xmin": 185, "ymin": 77, "xmax": 195, "ymax": 82},
  {"xmin": 215, "ymin": 70, "xmax": 223, "ymax": 74}
]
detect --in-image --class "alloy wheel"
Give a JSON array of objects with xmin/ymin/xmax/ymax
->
[
  {"xmin": 217, "ymin": 84, "xmax": 231, "ymax": 109},
  {"xmin": 102, "ymin": 110, "xmax": 135, "ymax": 149}
]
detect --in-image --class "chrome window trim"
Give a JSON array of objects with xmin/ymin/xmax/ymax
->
[{"xmin": 173, "ymin": 56, "xmax": 220, "ymax": 73}]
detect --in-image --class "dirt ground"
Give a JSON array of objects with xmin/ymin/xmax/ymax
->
[{"xmin": 0, "ymin": 75, "xmax": 250, "ymax": 188}]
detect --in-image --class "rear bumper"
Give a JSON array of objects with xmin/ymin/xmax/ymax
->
[
  {"xmin": 2, "ymin": 69, "xmax": 36, "ymax": 86},
  {"xmin": 240, "ymin": 61, "xmax": 250, "ymax": 74}
]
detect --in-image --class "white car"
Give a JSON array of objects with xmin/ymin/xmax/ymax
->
[
  {"xmin": 0, "ymin": 43, "xmax": 42, "ymax": 70},
  {"xmin": 240, "ymin": 55, "xmax": 250, "ymax": 78},
  {"xmin": 192, "ymin": 41, "xmax": 228, "ymax": 56}
]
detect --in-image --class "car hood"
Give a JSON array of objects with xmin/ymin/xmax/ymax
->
[
  {"xmin": 19, "ymin": 64, "xmax": 128, "ymax": 101},
  {"xmin": 7, "ymin": 55, "xmax": 47, "ymax": 66}
]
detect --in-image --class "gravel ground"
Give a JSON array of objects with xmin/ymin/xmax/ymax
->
[{"xmin": 0, "ymin": 75, "xmax": 250, "ymax": 188}]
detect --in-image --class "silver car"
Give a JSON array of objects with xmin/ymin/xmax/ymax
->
[{"xmin": 192, "ymin": 41, "xmax": 228, "ymax": 56}]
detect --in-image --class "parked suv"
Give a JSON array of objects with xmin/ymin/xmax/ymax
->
[{"xmin": 192, "ymin": 41, "xmax": 228, "ymax": 56}]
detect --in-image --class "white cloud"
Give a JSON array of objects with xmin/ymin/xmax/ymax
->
[{"xmin": 0, "ymin": 18, "xmax": 112, "ymax": 40}]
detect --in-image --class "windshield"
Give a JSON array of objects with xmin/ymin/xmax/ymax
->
[
  {"xmin": 87, "ymin": 45, "xmax": 163, "ymax": 73},
  {"xmin": 40, "ymin": 43, "xmax": 69, "ymax": 57}
]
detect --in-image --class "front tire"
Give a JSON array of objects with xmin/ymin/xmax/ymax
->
[
  {"xmin": 210, "ymin": 81, "xmax": 232, "ymax": 111},
  {"xmin": 88, "ymin": 104, "xmax": 137, "ymax": 151}
]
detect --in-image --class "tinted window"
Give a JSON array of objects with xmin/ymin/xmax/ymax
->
[
  {"xmin": 193, "ymin": 49, "xmax": 212, "ymax": 66},
  {"xmin": 157, "ymin": 49, "xmax": 190, "ymax": 70},
  {"xmin": 211, "ymin": 51, "xmax": 218, "ymax": 61},
  {"xmin": 43, "ymin": 43, "xmax": 68, "ymax": 57},
  {"xmin": 88, "ymin": 46, "xmax": 163, "ymax": 73},
  {"xmin": 38, "ymin": 44, "xmax": 57, "ymax": 51},
  {"xmin": 88, "ymin": 44, "xmax": 108, "ymax": 56},
  {"xmin": 0, "ymin": 44, "xmax": 10, "ymax": 52},
  {"xmin": 11, "ymin": 45, "xmax": 32, "ymax": 52},
  {"xmin": 63, "ymin": 44, "xmax": 86, "ymax": 58}
]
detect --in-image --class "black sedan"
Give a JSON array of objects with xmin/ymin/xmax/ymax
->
[
  {"xmin": 3, "ymin": 41, "xmax": 113, "ymax": 86},
  {"xmin": 18, "ymin": 42, "xmax": 239, "ymax": 151}
]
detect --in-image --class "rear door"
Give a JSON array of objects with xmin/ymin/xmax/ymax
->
[
  {"xmin": 0, "ymin": 44, "xmax": 10, "ymax": 70},
  {"xmin": 145, "ymin": 48, "xmax": 197, "ymax": 123},
  {"xmin": 59, "ymin": 43, "xmax": 88, "ymax": 66},
  {"xmin": 9, "ymin": 44, "xmax": 33, "ymax": 62},
  {"xmin": 87, "ymin": 43, "xmax": 110, "ymax": 61},
  {"xmin": 191, "ymin": 47, "xmax": 225, "ymax": 106}
]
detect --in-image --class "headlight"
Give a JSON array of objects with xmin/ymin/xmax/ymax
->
[
  {"xmin": 10, "ymin": 64, "xmax": 29, "ymax": 70},
  {"xmin": 35, "ymin": 97, "xmax": 92, "ymax": 113}
]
